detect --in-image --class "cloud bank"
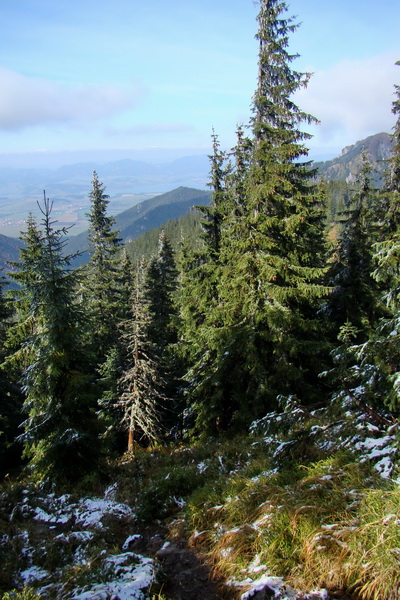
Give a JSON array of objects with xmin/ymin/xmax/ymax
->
[
  {"xmin": 0, "ymin": 67, "xmax": 139, "ymax": 131},
  {"xmin": 295, "ymin": 54, "xmax": 399, "ymax": 149}
]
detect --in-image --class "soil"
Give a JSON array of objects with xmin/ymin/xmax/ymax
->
[
  {"xmin": 129, "ymin": 521, "xmax": 234, "ymax": 600},
  {"xmin": 155, "ymin": 538, "xmax": 231, "ymax": 600}
]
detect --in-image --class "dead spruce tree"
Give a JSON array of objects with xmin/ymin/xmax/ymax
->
[{"xmin": 116, "ymin": 261, "xmax": 166, "ymax": 452}]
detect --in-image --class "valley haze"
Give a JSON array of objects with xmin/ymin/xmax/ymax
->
[
  {"xmin": 0, "ymin": 131, "xmax": 393, "ymax": 241},
  {"xmin": 0, "ymin": 154, "xmax": 211, "ymax": 237}
]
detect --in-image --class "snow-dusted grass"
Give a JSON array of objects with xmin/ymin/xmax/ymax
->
[
  {"xmin": 0, "ymin": 485, "xmax": 156, "ymax": 599},
  {"xmin": 1, "ymin": 402, "xmax": 398, "ymax": 600},
  {"xmin": 343, "ymin": 488, "xmax": 400, "ymax": 599},
  {"xmin": 184, "ymin": 408, "xmax": 400, "ymax": 600},
  {"xmin": 114, "ymin": 434, "xmax": 269, "ymax": 524}
]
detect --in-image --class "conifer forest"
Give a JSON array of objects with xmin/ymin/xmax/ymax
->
[{"xmin": 1, "ymin": 2, "xmax": 400, "ymax": 599}]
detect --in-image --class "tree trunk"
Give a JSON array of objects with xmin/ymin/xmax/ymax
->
[{"xmin": 127, "ymin": 427, "xmax": 134, "ymax": 453}]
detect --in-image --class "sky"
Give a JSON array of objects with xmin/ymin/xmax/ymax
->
[{"xmin": 0, "ymin": 0, "xmax": 399, "ymax": 168}]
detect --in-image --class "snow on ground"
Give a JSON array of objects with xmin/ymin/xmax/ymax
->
[
  {"xmin": 234, "ymin": 574, "xmax": 329, "ymax": 600},
  {"xmin": 75, "ymin": 496, "xmax": 135, "ymax": 528},
  {"xmin": 251, "ymin": 406, "xmax": 399, "ymax": 481},
  {"xmin": 5, "ymin": 487, "xmax": 157, "ymax": 599},
  {"xmin": 69, "ymin": 552, "xmax": 155, "ymax": 600},
  {"xmin": 27, "ymin": 492, "xmax": 135, "ymax": 529}
]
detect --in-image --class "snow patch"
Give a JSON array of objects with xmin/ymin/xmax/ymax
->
[
  {"xmin": 70, "ymin": 552, "xmax": 155, "ymax": 600},
  {"xmin": 240, "ymin": 574, "xmax": 329, "ymax": 599},
  {"xmin": 20, "ymin": 565, "xmax": 49, "ymax": 584},
  {"xmin": 75, "ymin": 497, "xmax": 135, "ymax": 528},
  {"xmin": 123, "ymin": 534, "xmax": 143, "ymax": 550},
  {"xmin": 354, "ymin": 433, "xmax": 397, "ymax": 478},
  {"xmin": 8, "ymin": 490, "xmax": 153, "ymax": 600}
]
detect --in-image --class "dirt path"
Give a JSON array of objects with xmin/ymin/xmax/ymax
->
[
  {"xmin": 128, "ymin": 522, "xmax": 233, "ymax": 600},
  {"xmin": 155, "ymin": 537, "xmax": 231, "ymax": 600}
]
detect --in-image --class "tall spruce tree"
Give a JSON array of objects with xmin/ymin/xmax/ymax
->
[
  {"xmin": 175, "ymin": 135, "xmax": 228, "ymax": 366},
  {"xmin": 369, "ymin": 63, "xmax": 400, "ymax": 413},
  {"xmin": 182, "ymin": 0, "xmax": 329, "ymax": 435},
  {"xmin": 144, "ymin": 231, "xmax": 184, "ymax": 432},
  {"xmin": 182, "ymin": 131, "xmax": 229, "ymax": 328},
  {"xmin": 175, "ymin": 133, "xmax": 235, "ymax": 434},
  {"xmin": 198, "ymin": 132, "xmax": 231, "ymax": 256},
  {"xmin": 83, "ymin": 171, "xmax": 122, "ymax": 361},
  {"xmin": 96, "ymin": 250, "xmax": 135, "ymax": 451},
  {"xmin": 5, "ymin": 197, "xmax": 100, "ymax": 481}
]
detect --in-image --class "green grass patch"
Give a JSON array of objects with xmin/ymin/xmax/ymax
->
[{"xmin": 185, "ymin": 449, "xmax": 394, "ymax": 598}]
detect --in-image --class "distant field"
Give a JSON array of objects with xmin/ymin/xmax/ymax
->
[{"xmin": 0, "ymin": 193, "xmax": 156, "ymax": 238}]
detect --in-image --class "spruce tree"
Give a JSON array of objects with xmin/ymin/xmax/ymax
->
[
  {"xmin": 144, "ymin": 231, "xmax": 185, "ymax": 433},
  {"xmin": 178, "ymin": 133, "xmax": 229, "ymax": 337},
  {"xmin": 369, "ymin": 63, "xmax": 400, "ymax": 413},
  {"xmin": 197, "ymin": 132, "xmax": 230, "ymax": 256},
  {"xmin": 96, "ymin": 250, "xmax": 135, "ymax": 452},
  {"xmin": 183, "ymin": 0, "xmax": 329, "ymax": 435},
  {"xmin": 116, "ymin": 262, "xmax": 165, "ymax": 451},
  {"xmin": 83, "ymin": 171, "xmax": 122, "ymax": 360},
  {"xmin": 175, "ymin": 130, "xmax": 245, "ymax": 435},
  {"xmin": 5, "ymin": 197, "xmax": 100, "ymax": 481}
]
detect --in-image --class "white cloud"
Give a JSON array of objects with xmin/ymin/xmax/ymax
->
[
  {"xmin": 0, "ymin": 67, "xmax": 140, "ymax": 131},
  {"xmin": 295, "ymin": 54, "xmax": 399, "ymax": 149}
]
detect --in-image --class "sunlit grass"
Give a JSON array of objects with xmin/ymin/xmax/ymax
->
[{"xmin": 185, "ymin": 448, "xmax": 397, "ymax": 599}]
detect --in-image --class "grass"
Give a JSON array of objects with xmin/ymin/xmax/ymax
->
[
  {"xmin": 344, "ymin": 489, "xmax": 400, "ymax": 599},
  {"xmin": 1, "ymin": 408, "xmax": 398, "ymax": 599},
  {"xmin": 109, "ymin": 420, "xmax": 400, "ymax": 599},
  {"xmin": 183, "ymin": 445, "xmax": 397, "ymax": 599}
]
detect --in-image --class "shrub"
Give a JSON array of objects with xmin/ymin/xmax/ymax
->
[{"xmin": 1, "ymin": 588, "xmax": 41, "ymax": 600}]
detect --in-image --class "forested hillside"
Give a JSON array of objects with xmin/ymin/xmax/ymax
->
[
  {"xmin": 63, "ymin": 186, "xmax": 211, "ymax": 264},
  {"xmin": 0, "ymin": 2, "xmax": 399, "ymax": 599}
]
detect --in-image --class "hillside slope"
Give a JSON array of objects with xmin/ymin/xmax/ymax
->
[
  {"xmin": 0, "ymin": 400, "xmax": 398, "ymax": 600},
  {"xmin": 0, "ymin": 233, "xmax": 21, "ymax": 269},
  {"xmin": 65, "ymin": 186, "xmax": 211, "ymax": 260},
  {"xmin": 315, "ymin": 132, "xmax": 392, "ymax": 184},
  {"xmin": 113, "ymin": 186, "xmax": 211, "ymax": 241}
]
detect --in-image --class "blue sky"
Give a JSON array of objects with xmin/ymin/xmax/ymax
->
[{"xmin": 0, "ymin": 0, "xmax": 399, "ymax": 167}]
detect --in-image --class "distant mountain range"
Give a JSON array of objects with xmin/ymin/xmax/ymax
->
[
  {"xmin": 0, "ymin": 154, "xmax": 211, "ymax": 194},
  {"xmin": 0, "ymin": 132, "xmax": 394, "ymax": 272}
]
